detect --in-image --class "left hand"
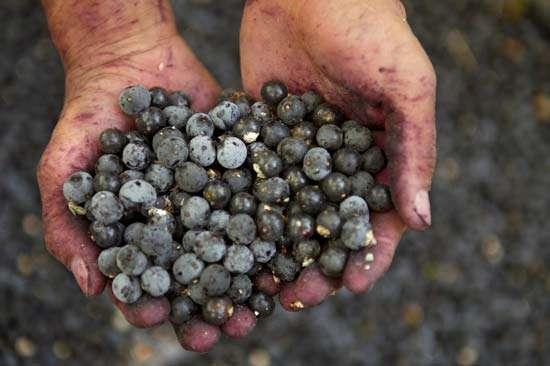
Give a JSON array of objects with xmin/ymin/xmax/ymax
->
[{"xmin": 240, "ymin": 0, "xmax": 437, "ymax": 308}]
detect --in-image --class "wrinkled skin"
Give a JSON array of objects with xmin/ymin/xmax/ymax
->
[
  {"xmin": 241, "ymin": 0, "xmax": 436, "ymax": 317},
  {"xmin": 37, "ymin": 0, "xmax": 436, "ymax": 353}
]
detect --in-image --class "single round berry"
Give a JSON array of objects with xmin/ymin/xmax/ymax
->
[
  {"xmin": 180, "ymin": 196, "xmax": 210, "ymax": 229},
  {"xmin": 217, "ymin": 136, "xmax": 247, "ymax": 169},
  {"xmin": 339, "ymin": 195, "xmax": 369, "ymax": 220},
  {"xmin": 349, "ymin": 171, "xmax": 375, "ymax": 198},
  {"xmin": 296, "ymin": 185, "xmax": 326, "ymax": 215},
  {"xmin": 277, "ymin": 137, "xmax": 308, "ymax": 165},
  {"xmin": 119, "ymin": 170, "xmax": 144, "ymax": 184},
  {"xmin": 277, "ymin": 94, "xmax": 306, "ymax": 125},
  {"xmin": 316, "ymin": 124, "xmax": 343, "ymax": 150},
  {"xmin": 116, "ymin": 245, "xmax": 148, "ymax": 276},
  {"xmin": 63, "ymin": 171, "xmax": 93, "ymax": 203},
  {"xmin": 97, "ymin": 247, "xmax": 121, "ymax": 278},
  {"xmin": 362, "ymin": 146, "xmax": 386, "ymax": 174},
  {"xmin": 175, "ymin": 162, "xmax": 208, "ymax": 193},
  {"xmin": 209, "ymin": 209, "xmax": 230, "ymax": 234},
  {"xmin": 227, "ymin": 214, "xmax": 257, "ymax": 245},
  {"xmin": 170, "ymin": 296, "xmax": 197, "ymax": 324},
  {"xmin": 293, "ymin": 239, "xmax": 321, "ymax": 266},
  {"xmin": 209, "ymin": 101, "xmax": 241, "ymax": 130},
  {"xmin": 118, "ymin": 179, "xmax": 157, "ymax": 211},
  {"xmin": 321, "ymin": 172, "xmax": 351, "ymax": 202},
  {"xmin": 139, "ymin": 224, "xmax": 173, "ymax": 257},
  {"xmin": 249, "ymin": 292, "xmax": 275, "ymax": 318},
  {"xmin": 291, "ymin": 121, "xmax": 317, "ymax": 145},
  {"xmin": 194, "ymin": 231, "xmax": 227, "ymax": 263},
  {"xmin": 343, "ymin": 123, "xmax": 373, "ymax": 152},
  {"xmin": 366, "ymin": 184, "xmax": 393, "ymax": 212},
  {"xmin": 93, "ymin": 172, "xmax": 121, "ymax": 193},
  {"xmin": 149, "ymin": 86, "xmax": 170, "ymax": 108},
  {"xmin": 224, "ymin": 245, "xmax": 254, "ymax": 274},
  {"xmin": 312, "ymin": 103, "xmax": 343, "ymax": 126},
  {"xmin": 135, "ymin": 107, "xmax": 166, "ymax": 135},
  {"xmin": 341, "ymin": 216, "xmax": 376, "ymax": 250},
  {"xmin": 281, "ymin": 166, "xmax": 309, "ymax": 193},
  {"xmin": 112, "ymin": 273, "xmax": 142, "ymax": 303},
  {"xmin": 140, "ymin": 266, "xmax": 170, "ymax": 297},
  {"xmin": 232, "ymin": 116, "xmax": 262, "ymax": 143},
  {"xmin": 90, "ymin": 221, "xmax": 124, "ymax": 248},
  {"xmin": 119, "ymin": 85, "xmax": 151, "ymax": 116},
  {"xmin": 228, "ymin": 275, "xmax": 253, "ymax": 303},
  {"xmin": 123, "ymin": 222, "xmax": 144, "ymax": 245},
  {"xmin": 251, "ymin": 101, "xmax": 273, "ymax": 122},
  {"xmin": 100, "ymin": 128, "xmax": 127, "ymax": 154},
  {"xmin": 301, "ymin": 90, "xmax": 323, "ymax": 113},
  {"xmin": 334, "ymin": 148, "xmax": 362, "ymax": 176},
  {"xmin": 96, "ymin": 154, "xmax": 124, "ymax": 175},
  {"xmin": 203, "ymin": 180, "xmax": 232, "ymax": 209},
  {"xmin": 223, "ymin": 168, "xmax": 253, "ymax": 194},
  {"xmin": 162, "ymin": 105, "xmax": 192, "ymax": 129},
  {"xmin": 188, "ymin": 282, "xmax": 208, "ymax": 305},
  {"xmin": 319, "ymin": 247, "xmax": 348, "ymax": 277},
  {"xmin": 229, "ymin": 192, "xmax": 257, "ymax": 215},
  {"xmin": 189, "ymin": 135, "xmax": 216, "ymax": 167},
  {"xmin": 168, "ymin": 91, "xmax": 190, "ymax": 107},
  {"xmin": 286, "ymin": 213, "xmax": 315, "ymax": 242},
  {"xmin": 261, "ymin": 80, "xmax": 288, "ymax": 105},
  {"xmin": 203, "ymin": 297, "xmax": 234, "ymax": 325},
  {"xmin": 145, "ymin": 163, "xmax": 174, "ymax": 193},
  {"xmin": 152, "ymin": 126, "xmax": 185, "ymax": 152},
  {"xmin": 200, "ymin": 264, "xmax": 231, "ymax": 296},
  {"xmin": 253, "ymin": 177, "xmax": 290, "ymax": 204},
  {"xmin": 89, "ymin": 191, "xmax": 124, "ymax": 224},
  {"xmin": 261, "ymin": 121, "xmax": 290, "ymax": 148},
  {"xmin": 186, "ymin": 113, "xmax": 214, "ymax": 137},
  {"xmin": 250, "ymin": 239, "xmax": 277, "ymax": 263},
  {"xmin": 173, "ymin": 253, "xmax": 205, "ymax": 285},
  {"xmin": 303, "ymin": 147, "xmax": 332, "ymax": 181},
  {"xmin": 122, "ymin": 142, "xmax": 152, "ymax": 170},
  {"xmin": 316, "ymin": 208, "xmax": 343, "ymax": 238},
  {"xmin": 252, "ymin": 149, "xmax": 283, "ymax": 178},
  {"xmin": 256, "ymin": 211, "xmax": 285, "ymax": 242},
  {"xmin": 270, "ymin": 253, "xmax": 300, "ymax": 282}
]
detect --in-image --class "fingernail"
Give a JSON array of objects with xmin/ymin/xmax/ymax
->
[
  {"xmin": 413, "ymin": 190, "xmax": 431, "ymax": 227},
  {"xmin": 70, "ymin": 257, "xmax": 90, "ymax": 295}
]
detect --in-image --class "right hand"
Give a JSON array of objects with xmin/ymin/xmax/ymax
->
[{"xmin": 37, "ymin": 25, "xmax": 254, "ymax": 352}]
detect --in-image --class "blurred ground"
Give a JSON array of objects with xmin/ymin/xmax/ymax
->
[{"xmin": 1, "ymin": 0, "xmax": 549, "ymax": 365}]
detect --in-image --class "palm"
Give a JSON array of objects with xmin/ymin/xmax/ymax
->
[
  {"xmin": 241, "ymin": 0, "xmax": 436, "ymax": 303},
  {"xmin": 37, "ymin": 35, "xmax": 220, "ymax": 322}
]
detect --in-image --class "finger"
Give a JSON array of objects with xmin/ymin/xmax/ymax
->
[
  {"xmin": 173, "ymin": 317, "xmax": 221, "ymax": 353},
  {"xmin": 279, "ymin": 265, "xmax": 340, "ymax": 311},
  {"xmin": 253, "ymin": 271, "xmax": 281, "ymax": 296},
  {"xmin": 343, "ymin": 210, "xmax": 406, "ymax": 293},
  {"xmin": 221, "ymin": 305, "xmax": 257, "ymax": 338},
  {"xmin": 382, "ymin": 43, "xmax": 437, "ymax": 230},
  {"xmin": 108, "ymin": 286, "xmax": 170, "ymax": 328}
]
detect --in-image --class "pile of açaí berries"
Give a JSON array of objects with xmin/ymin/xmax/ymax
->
[{"xmin": 62, "ymin": 81, "xmax": 392, "ymax": 326}]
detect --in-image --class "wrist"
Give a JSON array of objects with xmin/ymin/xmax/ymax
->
[{"xmin": 43, "ymin": 0, "xmax": 178, "ymax": 73}]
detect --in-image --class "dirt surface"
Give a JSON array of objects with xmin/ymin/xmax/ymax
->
[{"xmin": 1, "ymin": 0, "xmax": 549, "ymax": 365}]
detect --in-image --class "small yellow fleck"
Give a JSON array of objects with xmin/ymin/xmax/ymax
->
[
  {"xmin": 17, "ymin": 254, "xmax": 34, "ymax": 276},
  {"xmin": 365, "ymin": 253, "xmax": 374, "ymax": 262},
  {"xmin": 254, "ymin": 310, "xmax": 260, "ymax": 316},
  {"xmin": 457, "ymin": 345, "xmax": 479, "ymax": 366},
  {"xmin": 316, "ymin": 225, "xmax": 331, "ymax": 238},
  {"xmin": 228, "ymin": 305, "xmax": 234, "ymax": 317},
  {"xmin": 15, "ymin": 336, "xmax": 36, "ymax": 357},
  {"xmin": 364, "ymin": 229, "xmax": 377, "ymax": 247},
  {"xmin": 272, "ymin": 275, "xmax": 280, "ymax": 284},
  {"xmin": 130, "ymin": 342, "xmax": 153, "ymax": 362},
  {"xmin": 68, "ymin": 201, "xmax": 86, "ymax": 216},
  {"xmin": 249, "ymin": 348, "xmax": 271, "ymax": 366},
  {"xmin": 290, "ymin": 300, "xmax": 304, "ymax": 309},
  {"xmin": 364, "ymin": 264, "xmax": 371, "ymax": 270},
  {"xmin": 302, "ymin": 258, "xmax": 315, "ymax": 267}
]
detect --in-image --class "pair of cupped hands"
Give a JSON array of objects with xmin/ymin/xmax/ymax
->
[{"xmin": 37, "ymin": 0, "xmax": 436, "ymax": 352}]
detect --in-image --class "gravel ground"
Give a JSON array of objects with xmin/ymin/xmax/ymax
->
[{"xmin": 1, "ymin": 0, "xmax": 549, "ymax": 365}]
